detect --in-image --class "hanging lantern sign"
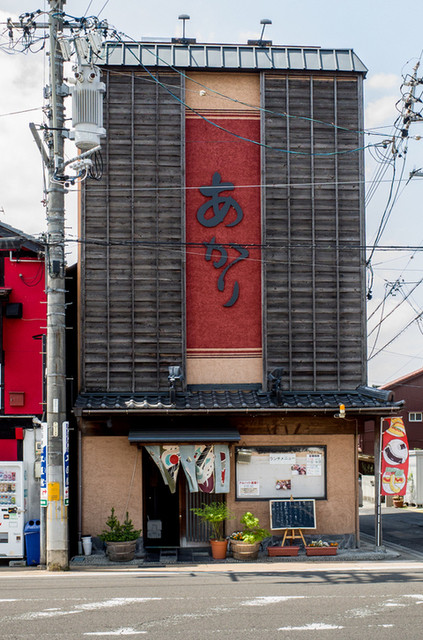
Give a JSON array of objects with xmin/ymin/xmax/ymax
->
[{"xmin": 380, "ymin": 417, "xmax": 409, "ymax": 496}]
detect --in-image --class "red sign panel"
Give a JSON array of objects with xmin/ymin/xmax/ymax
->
[
  {"xmin": 380, "ymin": 417, "xmax": 409, "ymax": 496},
  {"xmin": 185, "ymin": 115, "xmax": 262, "ymax": 357}
]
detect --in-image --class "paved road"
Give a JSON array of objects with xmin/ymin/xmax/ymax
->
[
  {"xmin": 2, "ymin": 565, "xmax": 423, "ymax": 639},
  {"xmin": 360, "ymin": 505, "xmax": 423, "ymax": 554}
]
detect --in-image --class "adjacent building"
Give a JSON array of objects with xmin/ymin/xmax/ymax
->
[
  {"xmin": 73, "ymin": 41, "xmax": 401, "ymax": 549},
  {"xmin": 0, "ymin": 222, "xmax": 46, "ymax": 523},
  {"xmin": 362, "ymin": 368, "xmax": 423, "ymax": 454}
]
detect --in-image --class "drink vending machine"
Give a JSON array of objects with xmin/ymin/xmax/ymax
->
[{"xmin": 0, "ymin": 462, "xmax": 25, "ymax": 557}]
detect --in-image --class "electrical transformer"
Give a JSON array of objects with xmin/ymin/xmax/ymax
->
[{"xmin": 71, "ymin": 65, "xmax": 106, "ymax": 151}]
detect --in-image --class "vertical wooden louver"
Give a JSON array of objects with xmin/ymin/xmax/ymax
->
[
  {"xmin": 81, "ymin": 70, "xmax": 184, "ymax": 392},
  {"xmin": 263, "ymin": 73, "xmax": 366, "ymax": 391}
]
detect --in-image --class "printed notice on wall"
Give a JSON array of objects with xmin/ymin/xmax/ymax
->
[
  {"xmin": 306, "ymin": 453, "xmax": 322, "ymax": 476},
  {"xmin": 238, "ymin": 480, "xmax": 260, "ymax": 496},
  {"xmin": 269, "ymin": 452, "xmax": 296, "ymax": 465}
]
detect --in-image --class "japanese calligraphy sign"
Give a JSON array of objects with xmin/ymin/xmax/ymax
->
[
  {"xmin": 185, "ymin": 72, "xmax": 262, "ymax": 385},
  {"xmin": 380, "ymin": 417, "xmax": 409, "ymax": 496}
]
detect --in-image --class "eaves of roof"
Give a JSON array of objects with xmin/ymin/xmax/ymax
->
[
  {"xmin": 100, "ymin": 43, "xmax": 367, "ymax": 75},
  {"xmin": 74, "ymin": 386, "xmax": 402, "ymax": 417},
  {"xmin": 380, "ymin": 367, "xmax": 423, "ymax": 390},
  {"xmin": 0, "ymin": 222, "xmax": 44, "ymax": 254}
]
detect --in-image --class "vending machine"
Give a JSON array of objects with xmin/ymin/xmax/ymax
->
[{"xmin": 0, "ymin": 462, "xmax": 25, "ymax": 557}]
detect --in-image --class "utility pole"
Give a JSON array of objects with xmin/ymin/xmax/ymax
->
[
  {"xmin": 7, "ymin": 1, "xmax": 105, "ymax": 570},
  {"xmin": 45, "ymin": 0, "xmax": 68, "ymax": 570}
]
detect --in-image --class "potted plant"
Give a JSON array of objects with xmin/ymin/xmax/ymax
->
[
  {"xmin": 305, "ymin": 539, "xmax": 338, "ymax": 556},
  {"xmin": 191, "ymin": 501, "xmax": 233, "ymax": 559},
  {"xmin": 393, "ymin": 495, "xmax": 404, "ymax": 508},
  {"xmin": 230, "ymin": 512, "xmax": 270, "ymax": 560},
  {"xmin": 100, "ymin": 507, "xmax": 141, "ymax": 562}
]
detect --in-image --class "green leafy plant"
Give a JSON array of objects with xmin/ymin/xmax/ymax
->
[
  {"xmin": 191, "ymin": 502, "xmax": 233, "ymax": 541},
  {"xmin": 99, "ymin": 507, "xmax": 141, "ymax": 542},
  {"xmin": 238, "ymin": 511, "xmax": 270, "ymax": 544}
]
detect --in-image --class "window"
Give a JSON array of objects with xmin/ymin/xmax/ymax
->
[
  {"xmin": 409, "ymin": 412, "xmax": 423, "ymax": 422},
  {"xmin": 235, "ymin": 446, "xmax": 327, "ymax": 500}
]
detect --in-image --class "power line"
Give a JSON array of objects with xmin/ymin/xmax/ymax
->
[
  {"xmin": 368, "ymin": 311, "xmax": 423, "ymax": 361},
  {"xmin": 0, "ymin": 106, "xmax": 43, "ymax": 118}
]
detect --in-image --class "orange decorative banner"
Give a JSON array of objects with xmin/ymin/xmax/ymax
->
[{"xmin": 380, "ymin": 417, "xmax": 409, "ymax": 496}]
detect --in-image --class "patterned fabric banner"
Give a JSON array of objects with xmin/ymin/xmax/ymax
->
[
  {"xmin": 145, "ymin": 444, "xmax": 230, "ymax": 494},
  {"xmin": 380, "ymin": 417, "xmax": 409, "ymax": 496}
]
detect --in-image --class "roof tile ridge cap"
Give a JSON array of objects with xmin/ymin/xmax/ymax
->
[{"xmin": 356, "ymin": 385, "xmax": 394, "ymax": 402}]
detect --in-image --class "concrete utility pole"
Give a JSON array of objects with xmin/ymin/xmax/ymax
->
[{"xmin": 45, "ymin": 0, "xmax": 68, "ymax": 570}]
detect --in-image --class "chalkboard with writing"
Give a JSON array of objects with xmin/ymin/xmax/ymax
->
[{"xmin": 270, "ymin": 499, "xmax": 316, "ymax": 530}]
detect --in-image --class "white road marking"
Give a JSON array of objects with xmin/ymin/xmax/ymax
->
[
  {"xmin": 278, "ymin": 623, "xmax": 344, "ymax": 631},
  {"xmin": 24, "ymin": 610, "xmax": 80, "ymax": 619},
  {"xmin": 19, "ymin": 597, "xmax": 161, "ymax": 620},
  {"xmin": 0, "ymin": 599, "xmax": 18, "ymax": 602},
  {"xmin": 78, "ymin": 598, "xmax": 160, "ymax": 611},
  {"xmin": 242, "ymin": 596, "xmax": 305, "ymax": 606},
  {"xmin": 84, "ymin": 629, "xmax": 146, "ymax": 636}
]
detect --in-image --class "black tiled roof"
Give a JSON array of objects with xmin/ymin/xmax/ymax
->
[{"xmin": 74, "ymin": 386, "xmax": 402, "ymax": 415}]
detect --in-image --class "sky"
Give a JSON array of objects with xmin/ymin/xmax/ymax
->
[{"xmin": 1, "ymin": 0, "xmax": 423, "ymax": 388}]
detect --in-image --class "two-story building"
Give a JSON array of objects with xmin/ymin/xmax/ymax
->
[
  {"xmin": 0, "ymin": 222, "xmax": 46, "ymax": 522},
  {"xmin": 73, "ymin": 40, "xmax": 401, "ymax": 550}
]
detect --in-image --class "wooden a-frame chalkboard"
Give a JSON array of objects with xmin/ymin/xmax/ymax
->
[{"xmin": 270, "ymin": 499, "xmax": 316, "ymax": 530}]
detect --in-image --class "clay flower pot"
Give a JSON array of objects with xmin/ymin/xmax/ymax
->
[
  {"xmin": 393, "ymin": 496, "xmax": 404, "ymax": 508},
  {"xmin": 268, "ymin": 545, "xmax": 300, "ymax": 557},
  {"xmin": 210, "ymin": 539, "xmax": 228, "ymax": 559}
]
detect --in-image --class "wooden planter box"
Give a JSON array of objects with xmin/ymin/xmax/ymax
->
[
  {"xmin": 305, "ymin": 546, "xmax": 337, "ymax": 556},
  {"xmin": 231, "ymin": 540, "xmax": 260, "ymax": 560},
  {"xmin": 268, "ymin": 546, "xmax": 300, "ymax": 557}
]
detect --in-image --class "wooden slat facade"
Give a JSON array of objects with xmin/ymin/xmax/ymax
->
[
  {"xmin": 80, "ymin": 70, "xmax": 184, "ymax": 391},
  {"xmin": 263, "ymin": 73, "xmax": 366, "ymax": 390},
  {"xmin": 80, "ymin": 67, "xmax": 366, "ymax": 394}
]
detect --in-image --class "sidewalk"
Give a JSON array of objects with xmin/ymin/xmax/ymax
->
[
  {"xmin": 69, "ymin": 537, "xmax": 400, "ymax": 569},
  {"xmin": 69, "ymin": 504, "xmax": 423, "ymax": 568}
]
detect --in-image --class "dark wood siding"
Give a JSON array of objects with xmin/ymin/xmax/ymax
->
[
  {"xmin": 264, "ymin": 73, "xmax": 366, "ymax": 391},
  {"xmin": 80, "ymin": 67, "xmax": 366, "ymax": 395},
  {"xmin": 80, "ymin": 70, "xmax": 184, "ymax": 392}
]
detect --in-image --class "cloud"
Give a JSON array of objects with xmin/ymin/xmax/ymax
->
[
  {"xmin": 366, "ymin": 73, "xmax": 400, "ymax": 91},
  {"xmin": 365, "ymin": 95, "xmax": 398, "ymax": 129}
]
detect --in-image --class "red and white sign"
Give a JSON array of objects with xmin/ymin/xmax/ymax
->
[{"xmin": 380, "ymin": 417, "xmax": 409, "ymax": 496}]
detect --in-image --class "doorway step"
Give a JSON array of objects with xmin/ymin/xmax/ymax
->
[{"xmin": 143, "ymin": 547, "xmax": 211, "ymax": 563}]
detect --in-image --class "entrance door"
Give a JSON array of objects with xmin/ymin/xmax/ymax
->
[
  {"xmin": 142, "ymin": 448, "xmax": 179, "ymax": 547},
  {"xmin": 142, "ymin": 448, "xmax": 225, "ymax": 548}
]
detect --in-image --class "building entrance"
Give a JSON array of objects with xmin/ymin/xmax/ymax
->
[{"xmin": 142, "ymin": 448, "xmax": 222, "ymax": 547}]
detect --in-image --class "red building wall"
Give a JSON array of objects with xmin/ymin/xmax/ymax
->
[
  {"xmin": 362, "ymin": 368, "xmax": 423, "ymax": 453},
  {"xmin": 3, "ymin": 255, "xmax": 45, "ymax": 415}
]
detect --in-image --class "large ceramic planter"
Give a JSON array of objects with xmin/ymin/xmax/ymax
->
[
  {"xmin": 231, "ymin": 540, "xmax": 260, "ymax": 560},
  {"xmin": 305, "ymin": 546, "xmax": 337, "ymax": 556},
  {"xmin": 268, "ymin": 545, "xmax": 300, "ymax": 557},
  {"xmin": 106, "ymin": 540, "xmax": 137, "ymax": 562},
  {"xmin": 210, "ymin": 539, "xmax": 227, "ymax": 559}
]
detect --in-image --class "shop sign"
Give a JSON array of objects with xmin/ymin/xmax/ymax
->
[{"xmin": 380, "ymin": 417, "xmax": 409, "ymax": 496}]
